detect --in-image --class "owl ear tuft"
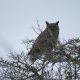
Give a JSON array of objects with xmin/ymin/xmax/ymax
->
[
  {"xmin": 55, "ymin": 21, "xmax": 59, "ymax": 25},
  {"xmin": 46, "ymin": 21, "xmax": 50, "ymax": 25}
]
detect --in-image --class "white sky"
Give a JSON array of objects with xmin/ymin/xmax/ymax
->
[{"xmin": 0, "ymin": 0, "xmax": 80, "ymax": 57}]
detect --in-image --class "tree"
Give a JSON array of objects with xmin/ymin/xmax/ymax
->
[{"xmin": 0, "ymin": 38, "xmax": 80, "ymax": 80}]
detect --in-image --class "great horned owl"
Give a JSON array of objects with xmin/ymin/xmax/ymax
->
[{"xmin": 28, "ymin": 21, "xmax": 59, "ymax": 62}]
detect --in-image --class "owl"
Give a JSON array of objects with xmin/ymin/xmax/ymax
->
[{"xmin": 28, "ymin": 21, "xmax": 59, "ymax": 62}]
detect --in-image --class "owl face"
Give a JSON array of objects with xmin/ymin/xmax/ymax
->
[{"xmin": 46, "ymin": 21, "xmax": 59, "ymax": 31}]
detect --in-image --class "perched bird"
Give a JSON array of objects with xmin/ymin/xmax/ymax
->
[{"xmin": 28, "ymin": 21, "xmax": 59, "ymax": 62}]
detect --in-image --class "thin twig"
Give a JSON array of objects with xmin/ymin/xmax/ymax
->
[
  {"xmin": 36, "ymin": 17, "xmax": 42, "ymax": 33},
  {"xmin": 32, "ymin": 26, "xmax": 39, "ymax": 35}
]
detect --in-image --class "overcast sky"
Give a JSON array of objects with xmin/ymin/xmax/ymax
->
[{"xmin": 0, "ymin": 0, "xmax": 80, "ymax": 57}]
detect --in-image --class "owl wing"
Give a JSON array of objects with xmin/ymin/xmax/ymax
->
[{"xmin": 28, "ymin": 30, "xmax": 48, "ymax": 55}]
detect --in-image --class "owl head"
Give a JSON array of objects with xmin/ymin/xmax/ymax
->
[{"xmin": 46, "ymin": 21, "xmax": 59, "ymax": 31}]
